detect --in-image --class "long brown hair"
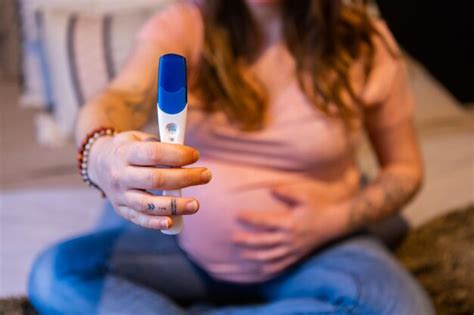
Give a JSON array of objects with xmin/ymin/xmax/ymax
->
[{"xmin": 196, "ymin": 0, "xmax": 380, "ymax": 130}]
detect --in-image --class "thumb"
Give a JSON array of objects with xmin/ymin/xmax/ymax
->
[{"xmin": 271, "ymin": 185, "xmax": 307, "ymax": 206}]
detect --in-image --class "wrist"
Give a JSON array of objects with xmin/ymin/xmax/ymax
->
[
  {"xmin": 316, "ymin": 198, "xmax": 355, "ymax": 242},
  {"xmin": 77, "ymin": 127, "xmax": 117, "ymax": 196},
  {"xmin": 87, "ymin": 135, "xmax": 113, "ymax": 185},
  {"xmin": 338, "ymin": 197, "xmax": 359, "ymax": 234}
]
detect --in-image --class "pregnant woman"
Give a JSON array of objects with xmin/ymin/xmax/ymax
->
[{"xmin": 29, "ymin": 0, "xmax": 434, "ymax": 314}]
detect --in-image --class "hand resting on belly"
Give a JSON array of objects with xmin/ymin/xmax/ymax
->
[{"xmin": 179, "ymin": 160, "xmax": 360, "ymax": 283}]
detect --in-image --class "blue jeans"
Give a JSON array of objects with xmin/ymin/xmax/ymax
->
[{"xmin": 28, "ymin": 204, "xmax": 433, "ymax": 315}]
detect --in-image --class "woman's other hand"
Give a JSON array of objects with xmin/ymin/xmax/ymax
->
[
  {"xmin": 233, "ymin": 182, "xmax": 350, "ymax": 276},
  {"xmin": 88, "ymin": 130, "xmax": 212, "ymax": 230}
]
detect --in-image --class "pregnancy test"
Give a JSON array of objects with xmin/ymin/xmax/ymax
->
[{"xmin": 157, "ymin": 54, "xmax": 187, "ymax": 235}]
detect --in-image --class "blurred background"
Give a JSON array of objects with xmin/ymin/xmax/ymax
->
[{"xmin": 0, "ymin": 0, "xmax": 473, "ymax": 313}]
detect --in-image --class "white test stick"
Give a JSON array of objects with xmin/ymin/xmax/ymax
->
[{"xmin": 157, "ymin": 53, "xmax": 188, "ymax": 235}]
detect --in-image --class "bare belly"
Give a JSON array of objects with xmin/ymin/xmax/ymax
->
[{"xmin": 178, "ymin": 158, "xmax": 360, "ymax": 283}]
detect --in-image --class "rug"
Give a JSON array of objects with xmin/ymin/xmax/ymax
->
[{"xmin": 396, "ymin": 204, "xmax": 474, "ymax": 315}]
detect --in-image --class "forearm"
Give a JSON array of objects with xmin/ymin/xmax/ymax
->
[
  {"xmin": 343, "ymin": 165, "xmax": 423, "ymax": 232},
  {"xmin": 75, "ymin": 88, "xmax": 153, "ymax": 148}
]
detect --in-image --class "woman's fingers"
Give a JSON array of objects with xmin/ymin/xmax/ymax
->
[
  {"xmin": 237, "ymin": 209, "xmax": 293, "ymax": 231},
  {"xmin": 116, "ymin": 206, "xmax": 172, "ymax": 230},
  {"xmin": 240, "ymin": 246, "xmax": 293, "ymax": 263},
  {"xmin": 123, "ymin": 190, "xmax": 199, "ymax": 216},
  {"xmin": 262, "ymin": 255, "xmax": 298, "ymax": 275},
  {"xmin": 122, "ymin": 166, "xmax": 212, "ymax": 190},
  {"xmin": 232, "ymin": 231, "xmax": 288, "ymax": 248},
  {"xmin": 127, "ymin": 141, "xmax": 199, "ymax": 167}
]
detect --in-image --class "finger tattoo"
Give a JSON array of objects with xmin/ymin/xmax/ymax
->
[
  {"xmin": 147, "ymin": 203, "xmax": 155, "ymax": 211},
  {"xmin": 171, "ymin": 198, "xmax": 177, "ymax": 215}
]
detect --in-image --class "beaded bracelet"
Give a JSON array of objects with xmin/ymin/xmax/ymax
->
[{"xmin": 77, "ymin": 127, "xmax": 118, "ymax": 197}]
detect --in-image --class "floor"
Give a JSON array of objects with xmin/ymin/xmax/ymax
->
[
  {"xmin": 0, "ymin": 79, "xmax": 104, "ymax": 297},
  {"xmin": 0, "ymin": 59, "xmax": 473, "ymax": 297}
]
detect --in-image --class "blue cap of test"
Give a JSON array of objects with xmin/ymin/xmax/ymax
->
[{"xmin": 158, "ymin": 54, "xmax": 187, "ymax": 114}]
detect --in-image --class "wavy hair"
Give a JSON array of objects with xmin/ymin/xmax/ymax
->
[{"xmin": 195, "ymin": 0, "xmax": 383, "ymax": 130}]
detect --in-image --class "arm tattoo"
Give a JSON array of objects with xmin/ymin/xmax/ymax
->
[
  {"xmin": 101, "ymin": 88, "xmax": 151, "ymax": 129},
  {"xmin": 105, "ymin": 105, "xmax": 120, "ymax": 126},
  {"xmin": 126, "ymin": 101, "xmax": 148, "ymax": 116},
  {"xmin": 122, "ymin": 95, "xmax": 150, "ymax": 127},
  {"xmin": 348, "ymin": 173, "xmax": 418, "ymax": 231}
]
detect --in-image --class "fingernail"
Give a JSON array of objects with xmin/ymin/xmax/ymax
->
[
  {"xmin": 186, "ymin": 200, "xmax": 199, "ymax": 213},
  {"xmin": 161, "ymin": 218, "xmax": 170, "ymax": 229},
  {"xmin": 201, "ymin": 170, "xmax": 212, "ymax": 182},
  {"xmin": 193, "ymin": 150, "xmax": 200, "ymax": 160}
]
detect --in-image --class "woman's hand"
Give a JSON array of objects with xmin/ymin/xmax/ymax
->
[
  {"xmin": 87, "ymin": 130, "xmax": 212, "ymax": 230},
  {"xmin": 233, "ymin": 182, "xmax": 350, "ymax": 275}
]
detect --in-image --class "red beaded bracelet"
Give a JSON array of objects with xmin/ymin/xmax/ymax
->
[{"xmin": 77, "ymin": 127, "xmax": 118, "ymax": 198}]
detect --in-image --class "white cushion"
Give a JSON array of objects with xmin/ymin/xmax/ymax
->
[
  {"xmin": 35, "ymin": 0, "xmax": 173, "ymax": 145},
  {"xmin": 18, "ymin": 0, "xmax": 51, "ymax": 109}
]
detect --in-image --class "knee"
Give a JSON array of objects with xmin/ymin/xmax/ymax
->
[
  {"xmin": 338, "ymin": 238, "xmax": 434, "ymax": 314},
  {"xmin": 28, "ymin": 237, "xmax": 89, "ymax": 309},
  {"xmin": 28, "ymin": 229, "xmax": 122, "ymax": 312},
  {"xmin": 28, "ymin": 242, "xmax": 64, "ymax": 312}
]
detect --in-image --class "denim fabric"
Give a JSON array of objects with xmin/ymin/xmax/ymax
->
[{"xmin": 28, "ymin": 204, "xmax": 433, "ymax": 315}]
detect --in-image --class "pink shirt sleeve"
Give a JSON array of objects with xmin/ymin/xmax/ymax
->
[
  {"xmin": 362, "ymin": 20, "xmax": 416, "ymax": 129},
  {"xmin": 136, "ymin": 2, "xmax": 203, "ymax": 69}
]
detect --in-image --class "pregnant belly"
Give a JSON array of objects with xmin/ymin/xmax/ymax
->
[{"xmin": 178, "ymin": 158, "xmax": 359, "ymax": 283}]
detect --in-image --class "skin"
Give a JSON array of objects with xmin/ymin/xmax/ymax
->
[
  {"xmin": 247, "ymin": 0, "xmax": 282, "ymax": 45},
  {"xmin": 76, "ymin": 1, "xmax": 423, "ymax": 271},
  {"xmin": 76, "ymin": 39, "xmax": 212, "ymax": 230},
  {"xmin": 233, "ymin": 121, "xmax": 422, "ymax": 274},
  {"xmin": 231, "ymin": 0, "xmax": 423, "ymax": 275}
]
